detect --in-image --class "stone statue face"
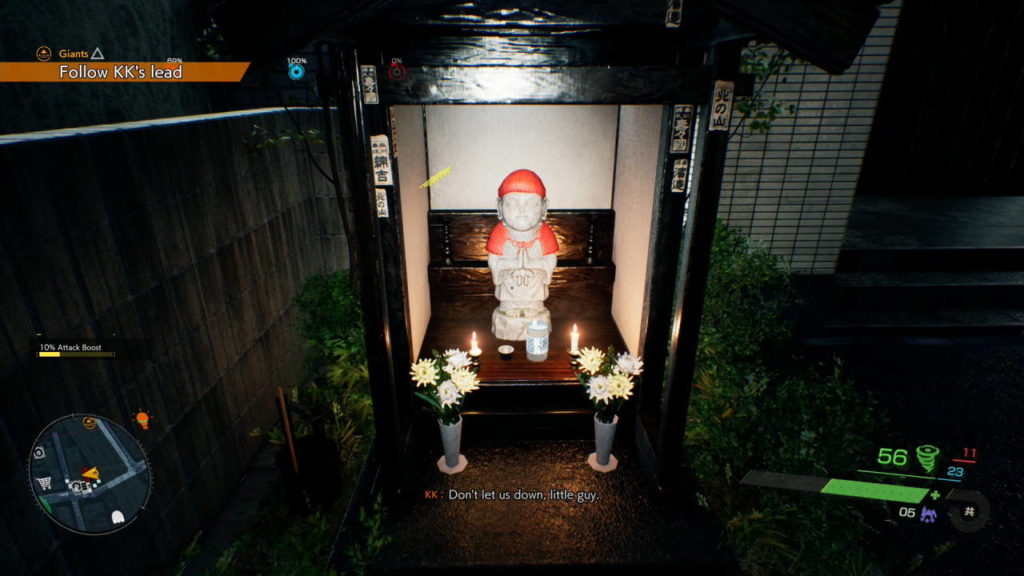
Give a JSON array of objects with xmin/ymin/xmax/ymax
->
[{"xmin": 497, "ymin": 192, "xmax": 547, "ymax": 233}]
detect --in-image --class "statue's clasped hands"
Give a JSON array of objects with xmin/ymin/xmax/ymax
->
[{"xmin": 510, "ymin": 268, "xmax": 535, "ymax": 288}]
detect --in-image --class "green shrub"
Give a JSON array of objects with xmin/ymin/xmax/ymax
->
[
  {"xmin": 688, "ymin": 224, "xmax": 886, "ymax": 575},
  {"xmin": 295, "ymin": 269, "xmax": 365, "ymax": 357},
  {"xmin": 170, "ymin": 270, "xmax": 373, "ymax": 574},
  {"xmin": 291, "ymin": 269, "xmax": 373, "ymax": 474},
  {"xmin": 344, "ymin": 494, "xmax": 393, "ymax": 576}
]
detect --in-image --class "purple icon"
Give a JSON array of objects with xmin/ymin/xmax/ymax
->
[{"xmin": 920, "ymin": 507, "xmax": 937, "ymax": 523}]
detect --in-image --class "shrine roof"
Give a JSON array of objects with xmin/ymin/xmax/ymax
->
[{"xmin": 214, "ymin": 0, "xmax": 889, "ymax": 74}]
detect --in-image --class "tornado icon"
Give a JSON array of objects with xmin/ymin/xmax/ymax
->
[{"xmin": 916, "ymin": 444, "xmax": 941, "ymax": 474}]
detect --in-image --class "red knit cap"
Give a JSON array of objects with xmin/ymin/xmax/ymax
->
[{"xmin": 498, "ymin": 169, "xmax": 546, "ymax": 198}]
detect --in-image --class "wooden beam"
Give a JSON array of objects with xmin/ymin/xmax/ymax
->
[
  {"xmin": 363, "ymin": 99, "xmax": 415, "ymax": 446},
  {"xmin": 356, "ymin": 31, "xmax": 706, "ymax": 67},
  {"xmin": 428, "ymin": 265, "xmax": 616, "ymax": 320},
  {"xmin": 655, "ymin": 40, "xmax": 746, "ymax": 492},
  {"xmin": 638, "ymin": 105, "xmax": 684, "ymax": 448},
  {"xmin": 330, "ymin": 44, "xmax": 404, "ymax": 494},
  {"xmin": 355, "ymin": 0, "xmax": 669, "ymax": 29},
  {"xmin": 378, "ymin": 65, "xmax": 710, "ymax": 104},
  {"xmin": 426, "ymin": 210, "xmax": 614, "ymax": 263}
]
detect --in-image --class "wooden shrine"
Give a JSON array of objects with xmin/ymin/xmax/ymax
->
[{"xmin": 216, "ymin": 0, "xmax": 885, "ymax": 496}]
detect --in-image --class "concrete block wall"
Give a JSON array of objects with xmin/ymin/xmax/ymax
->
[
  {"xmin": 0, "ymin": 108, "xmax": 347, "ymax": 574},
  {"xmin": 719, "ymin": 1, "xmax": 902, "ymax": 273}
]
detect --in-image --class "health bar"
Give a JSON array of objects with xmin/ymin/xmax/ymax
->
[{"xmin": 741, "ymin": 470, "xmax": 931, "ymax": 504}]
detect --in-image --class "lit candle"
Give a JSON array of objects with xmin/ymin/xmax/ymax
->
[
  {"xmin": 570, "ymin": 323, "xmax": 580, "ymax": 354},
  {"xmin": 469, "ymin": 331, "xmax": 482, "ymax": 357}
]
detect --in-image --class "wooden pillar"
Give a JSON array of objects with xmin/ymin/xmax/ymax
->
[
  {"xmin": 637, "ymin": 104, "xmax": 687, "ymax": 458},
  {"xmin": 654, "ymin": 40, "xmax": 744, "ymax": 492},
  {"xmin": 358, "ymin": 52, "xmax": 414, "ymax": 440},
  {"xmin": 329, "ymin": 45, "xmax": 406, "ymax": 494}
]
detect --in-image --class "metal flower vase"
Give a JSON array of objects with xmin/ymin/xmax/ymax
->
[
  {"xmin": 587, "ymin": 414, "xmax": 619, "ymax": 472},
  {"xmin": 437, "ymin": 417, "xmax": 468, "ymax": 474}
]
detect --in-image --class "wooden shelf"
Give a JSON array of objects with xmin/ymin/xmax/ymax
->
[{"xmin": 419, "ymin": 315, "xmax": 627, "ymax": 384}]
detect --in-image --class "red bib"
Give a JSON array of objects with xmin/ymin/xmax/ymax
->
[{"xmin": 486, "ymin": 222, "xmax": 559, "ymax": 256}]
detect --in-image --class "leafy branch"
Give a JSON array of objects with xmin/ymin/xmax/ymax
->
[
  {"xmin": 245, "ymin": 123, "xmax": 325, "ymax": 151},
  {"xmin": 732, "ymin": 43, "xmax": 801, "ymax": 137}
]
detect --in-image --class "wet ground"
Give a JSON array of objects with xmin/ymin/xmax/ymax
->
[
  {"xmin": 833, "ymin": 342, "xmax": 1024, "ymax": 575},
  {"xmin": 371, "ymin": 437, "xmax": 734, "ymax": 575}
]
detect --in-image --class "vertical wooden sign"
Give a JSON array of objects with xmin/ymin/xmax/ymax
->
[
  {"xmin": 670, "ymin": 105, "xmax": 694, "ymax": 154},
  {"xmin": 709, "ymin": 80, "xmax": 734, "ymax": 132},
  {"xmin": 671, "ymin": 158, "xmax": 689, "ymax": 194},
  {"xmin": 360, "ymin": 65, "xmax": 379, "ymax": 105},
  {"xmin": 370, "ymin": 134, "xmax": 394, "ymax": 185},
  {"xmin": 388, "ymin": 106, "xmax": 399, "ymax": 158}
]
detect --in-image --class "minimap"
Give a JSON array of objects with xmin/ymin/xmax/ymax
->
[{"xmin": 28, "ymin": 414, "xmax": 151, "ymax": 535}]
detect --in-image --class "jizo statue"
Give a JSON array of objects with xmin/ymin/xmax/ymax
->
[{"xmin": 487, "ymin": 169, "xmax": 559, "ymax": 341}]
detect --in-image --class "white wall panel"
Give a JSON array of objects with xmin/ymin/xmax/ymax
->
[
  {"xmin": 425, "ymin": 105, "xmax": 618, "ymax": 209},
  {"xmin": 395, "ymin": 106, "xmax": 431, "ymax": 358},
  {"xmin": 611, "ymin": 106, "xmax": 661, "ymax": 354}
]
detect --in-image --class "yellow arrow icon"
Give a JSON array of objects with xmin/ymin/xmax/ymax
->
[{"xmin": 82, "ymin": 467, "xmax": 100, "ymax": 481}]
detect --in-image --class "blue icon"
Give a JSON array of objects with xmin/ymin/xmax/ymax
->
[{"xmin": 288, "ymin": 63, "xmax": 305, "ymax": 80}]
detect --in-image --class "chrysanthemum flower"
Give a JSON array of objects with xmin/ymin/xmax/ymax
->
[
  {"xmin": 449, "ymin": 367, "xmax": 479, "ymax": 394},
  {"xmin": 587, "ymin": 374, "xmax": 613, "ymax": 403},
  {"xmin": 437, "ymin": 380, "xmax": 461, "ymax": 407},
  {"xmin": 607, "ymin": 372, "xmax": 634, "ymax": 399},
  {"xmin": 444, "ymin": 349, "xmax": 473, "ymax": 370},
  {"xmin": 577, "ymin": 347, "xmax": 606, "ymax": 375},
  {"xmin": 615, "ymin": 352, "xmax": 644, "ymax": 376},
  {"xmin": 410, "ymin": 358, "xmax": 439, "ymax": 388}
]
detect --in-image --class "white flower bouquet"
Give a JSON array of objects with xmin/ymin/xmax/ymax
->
[
  {"xmin": 410, "ymin": 349, "xmax": 481, "ymax": 425},
  {"xmin": 572, "ymin": 346, "xmax": 643, "ymax": 423}
]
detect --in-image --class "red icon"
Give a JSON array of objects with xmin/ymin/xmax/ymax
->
[
  {"xmin": 388, "ymin": 61, "xmax": 407, "ymax": 81},
  {"xmin": 135, "ymin": 411, "xmax": 150, "ymax": 431}
]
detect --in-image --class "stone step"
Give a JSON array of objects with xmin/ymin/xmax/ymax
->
[
  {"xmin": 835, "ymin": 247, "xmax": 1024, "ymax": 273},
  {"xmin": 834, "ymin": 271, "xmax": 1024, "ymax": 287},
  {"xmin": 458, "ymin": 411, "xmax": 596, "ymax": 441},
  {"xmin": 829, "ymin": 280, "xmax": 1024, "ymax": 310},
  {"xmin": 822, "ymin": 307, "xmax": 1024, "ymax": 338},
  {"xmin": 466, "ymin": 381, "xmax": 590, "ymax": 413}
]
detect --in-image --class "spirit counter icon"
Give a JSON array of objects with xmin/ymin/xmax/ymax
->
[{"xmin": 916, "ymin": 444, "xmax": 940, "ymax": 474}]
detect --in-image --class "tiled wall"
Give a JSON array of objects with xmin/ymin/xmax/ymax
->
[{"xmin": 719, "ymin": 1, "xmax": 903, "ymax": 274}]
